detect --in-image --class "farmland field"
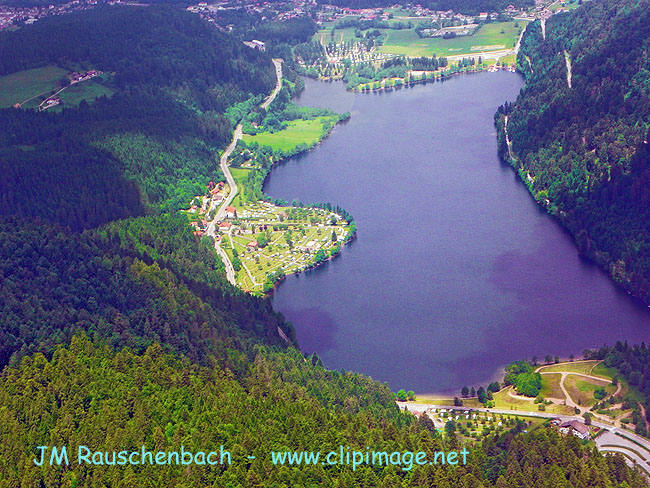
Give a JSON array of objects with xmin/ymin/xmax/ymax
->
[
  {"xmin": 377, "ymin": 22, "xmax": 527, "ymax": 57},
  {"xmin": 0, "ymin": 65, "xmax": 68, "ymax": 107}
]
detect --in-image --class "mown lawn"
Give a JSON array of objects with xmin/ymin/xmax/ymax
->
[
  {"xmin": 537, "ymin": 360, "xmax": 600, "ymax": 375},
  {"xmin": 242, "ymin": 117, "xmax": 335, "ymax": 153},
  {"xmin": 377, "ymin": 21, "xmax": 527, "ymax": 57},
  {"xmin": 564, "ymin": 374, "xmax": 615, "ymax": 407},
  {"xmin": 492, "ymin": 388, "xmax": 574, "ymax": 415},
  {"xmin": 539, "ymin": 373, "xmax": 564, "ymax": 399},
  {"xmin": 314, "ymin": 26, "xmax": 359, "ymax": 44},
  {"xmin": 229, "ymin": 167, "xmax": 252, "ymax": 208},
  {"xmin": 0, "ymin": 65, "xmax": 69, "ymax": 107}
]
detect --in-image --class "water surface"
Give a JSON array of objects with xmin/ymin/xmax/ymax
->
[{"xmin": 265, "ymin": 74, "xmax": 650, "ymax": 394}]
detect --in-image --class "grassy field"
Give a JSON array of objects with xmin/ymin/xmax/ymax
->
[
  {"xmin": 492, "ymin": 388, "xmax": 574, "ymax": 414},
  {"xmin": 229, "ymin": 167, "xmax": 252, "ymax": 208},
  {"xmin": 498, "ymin": 54, "xmax": 517, "ymax": 65},
  {"xmin": 550, "ymin": 0, "xmax": 584, "ymax": 11},
  {"xmin": 0, "ymin": 65, "xmax": 69, "ymax": 107},
  {"xmin": 57, "ymin": 78, "xmax": 114, "ymax": 107},
  {"xmin": 314, "ymin": 27, "xmax": 361, "ymax": 44},
  {"xmin": 242, "ymin": 117, "xmax": 335, "ymax": 153},
  {"xmin": 377, "ymin": 21, "xmax": 526, "ymax": 57},
  {"xmin": 564, "ymin": 374, "xmax": 615, "ymax": 408},
  {"xmin": 537, "ymin": 360, "xmax": 600, "ymax": 375},
  {"xmin": 539, "ymin": 373, "xmax": 564, "ymax": 399},
  {"xmin": 385, "ymin": 8, "xmax": 414, "ymax": 16},
  {"xmin": 591, "ymin": 362, "xmax": 618, "ymax": 380}
]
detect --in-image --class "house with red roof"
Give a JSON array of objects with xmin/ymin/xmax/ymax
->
[{"xmin": 225, "ymin": 206, "xmax": 237, "ymax": 219}]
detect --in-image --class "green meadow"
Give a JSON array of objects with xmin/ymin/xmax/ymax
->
[
  {"xmin": 314, "ymin": 26, "xmax": 361, "ymax": 44},
  {"xmin": 0, "ymin": 66, "xmax": 114, "ymax": 109},
  {"xmin": 58, "ymin": 78, "xmax": 114, "ymax": 107},
  {"xmin": 242, "ymin": 116, "xmax": 336, "ymax": 153},
  {"xmin": 0, "ymin": 65, "xmax": 68, "ymax": 107},
  {"xmin": 377, "ymin": 22, "xmax": 526, "ymax": 57}
]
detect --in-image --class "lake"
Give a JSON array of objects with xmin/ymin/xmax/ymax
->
[{"xmin": 264, "ymin": 73, "xmax": 650, "ymax": 395}]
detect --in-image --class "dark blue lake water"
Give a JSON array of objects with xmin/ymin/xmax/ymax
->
[{"xmin": 264, "ymin": 73, "xmax": 650, "ymax": 394}]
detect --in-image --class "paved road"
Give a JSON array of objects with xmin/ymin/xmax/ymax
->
[
  {"xmin": 261, "ymin": 59, "xmax": 283, "ymax": 110},
  {"xmin": 596, "ymin": 429, "xmax": 650, "ymax": 475},
  {"xmin": 214, "ymin": 243, "xmax": 236, "ymax": 284},
  {"xmin": 205, "ymin": 125, "xmax": 242, "ymax": 286},
  {"xmin": 402, "ymin": 403, "xmax": 650, "ymax": 475},
  {"xmin": 206, "ymin": 58, "xmax": 283, "ymax": 287},
  {"xmin": 213, "ymin": 124, "xmax": 242, "ymax": 223}
]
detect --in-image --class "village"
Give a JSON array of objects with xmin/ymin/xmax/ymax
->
[
  {"xmin": 185, "ymin": 179, "xmax": 352, "ymax": 295},
  {"xmin": 0, "ymin": 0, "xmax": 145, "ymax": 30}
]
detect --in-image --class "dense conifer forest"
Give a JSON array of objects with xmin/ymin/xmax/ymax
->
[
  {"xmin": 496, "ymin": 0, "xmax": 650, "ymax": 303},
  {"xmin": 0, "ymin": 4, "xmax": 648, "ymax": 486}
]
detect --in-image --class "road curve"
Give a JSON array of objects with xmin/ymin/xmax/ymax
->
[
  {"xmin": 261, "ymin": 59, "xmax": 283, "ymax": 110},
  {"xmin": 207, "ymin": 58, "xmax": 283, "ymax": 287}
]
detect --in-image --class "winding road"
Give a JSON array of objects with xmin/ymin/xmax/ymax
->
[{"xmin": 206, "ymin": 58, "xmax": 283, "ymax": 286}]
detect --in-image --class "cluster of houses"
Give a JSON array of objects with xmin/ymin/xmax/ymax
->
[
  {"xmin": 187, "ymin": 0, "xmax": 315, "ymax": 28},
  {"xmin": 69, "ymin": 69, "xmax": 101, "ymax": 83},
  {"xmin": 0, "ymin": 0, "xmax": 99, "ymax": 31},
  {"xmin": 551, "ymin": 418, "xmax": 591, "ymax": 439},
  {"xmin": 317, "ymin": 4, "xmax": 500, "ymax": 26},
  {"xmin": 187, "ymin": 180, "xmax": 229, "ymax": 237}
]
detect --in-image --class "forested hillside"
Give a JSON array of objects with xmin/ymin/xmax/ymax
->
[
  {"xmin": 496, "ymin": 0, "xmax": 650, "ymax": 303},
  {"xmin": 0, "ymin": 215, "xmax": 292, "ymax": 370},
  {"xmin": 0, "ymin": 334, "xmax": 646, "ymax": 487},
  {"xmin": 0, "ymin": 6, "xmax": 275, "ymax": 228}
]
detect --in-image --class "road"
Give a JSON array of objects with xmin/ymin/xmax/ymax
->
[
  {"xmin": 535, "ymin": 362, "xmax": 623, "ymax": 426},
  {"xmin": 213, "ymin": 124, "xmax": 242, "ymax": 223},
  {"xmin": 401, "ymin": 402, "xmax": 650, "ymax": 476},
  {"xmin": 206, "ymin": 58, "xmax": 283, "ymax": 287},
  {"xmin": 261, "ymin": 59, "xmax": 283, "ymax": 110},
  {"xmin": 214, "ymin": 243, "xmax": 237, "ymax": 284}
]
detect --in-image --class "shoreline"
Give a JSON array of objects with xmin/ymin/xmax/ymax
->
[
  {"xmin": 257, "ymin": 113, "xmax": 357, "ymax": 297},
  {"xmin": 207, "ymin": 66, "xmax": 356, "ymax": 295}
]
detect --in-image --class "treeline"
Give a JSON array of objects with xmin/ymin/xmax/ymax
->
[
  {"xmin": 498, "ymin": 0, "xmax": 650, "ymax": 303},
  {"xmin": 343, "ymin": 55, "xmax": 448, "ymax": 90}
]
